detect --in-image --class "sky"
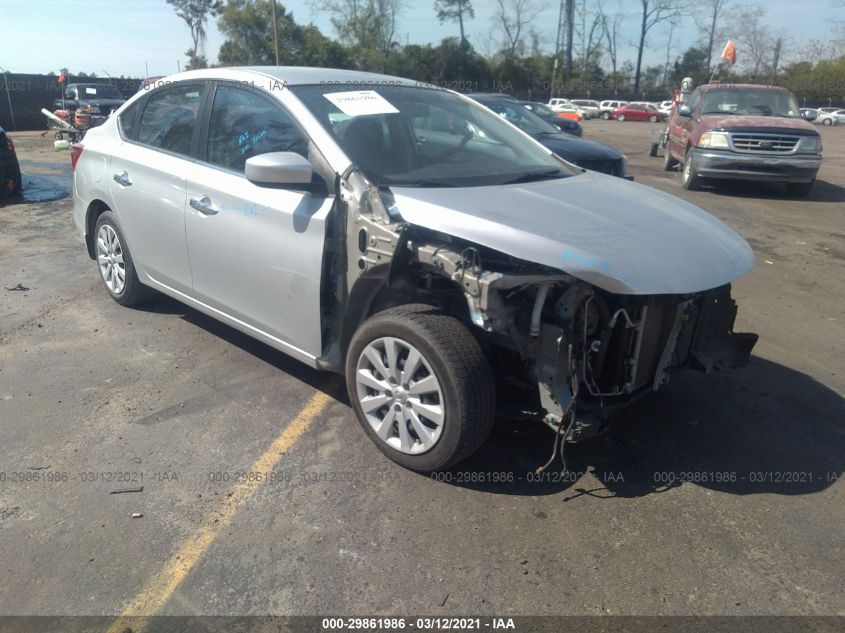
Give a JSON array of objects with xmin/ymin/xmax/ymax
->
[{"xmin": 0, "ymin": 0, "xmax": 840, "ymax": 78}]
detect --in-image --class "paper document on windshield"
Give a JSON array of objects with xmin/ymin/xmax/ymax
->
[{"xmin": 324, "ymin": 90, "xmax": 399, "ymax": 117}]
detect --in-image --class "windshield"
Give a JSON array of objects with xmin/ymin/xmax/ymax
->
[
  {"xmin": 700, "ymin": 88, "xmax": 800, "ymax": 117},
  {"xmin": 526, "ymin": 102, "xmax": 555, "ymax": 117},
  {"xmin": 291, "ymin": 85, "xmax": 574, "ymax": 187}
]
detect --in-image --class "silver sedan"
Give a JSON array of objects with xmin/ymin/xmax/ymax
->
[{"xmin": 73, "ymin": 67, "xmax": 758, "ymax": 472}]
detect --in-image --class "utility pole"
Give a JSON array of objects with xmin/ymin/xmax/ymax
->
[
  {"xmin": 0, "ymin": 66, "xmax": 15, "ymax": 131},
  {"xmin": 271, "ymin": 0, "xmax": 280, "ymax": 66},
  {"xmin": 770, "ymin": 37, "xmax": 782, "ymax": 85},
  {"xmin": 565, "ymin": 0, "xmax": 574, "ymax": 76},
  {"xmin": 552, "ymin": 0, "xmax": 565, "ymax": 99}
]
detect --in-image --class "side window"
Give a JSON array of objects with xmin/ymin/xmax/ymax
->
[
  {"xmin": 136, "ymin": 83, "xmax": 204, "ymax": 156},
  {"xmin": 686, "ymin": 89, "xmax": 702, "ymax": 113},
  {"xmin": 118, "ymin": 98, "xmax": 144, "ymax": 141},
  {"xmin": 206, "ymin": 85, "xmax": 308, "ymax": 174}
]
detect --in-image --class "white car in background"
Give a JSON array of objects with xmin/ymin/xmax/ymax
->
[
  {"xmin": 817, "ymin": 109, "xmax": 844, "ymax": 126},
  {"xmin": 570, "ymin": 99, "xmax": 601, "ymax": 119},
  {"xmin": 547, "ymin": 97, "xmax": 572, "ymax": 112},
  {"xmin": 598, "ymin": 100, "xmax": 627, "ymax": 119},
  {"xmin": 657, "ymin": 100, "xmax": 673, "ymax": 116}
]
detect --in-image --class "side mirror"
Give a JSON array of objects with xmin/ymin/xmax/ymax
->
[
  {"xmin": 245, "ymin": 152, "xmax": 313, "ymax": 186},
  {"xmin": 677, "ymin": 104, "xmax": 692, "ymax": 117},
  {"xmin": 802, "ymin": 110, "xmax": 817, "ymax": 121}
]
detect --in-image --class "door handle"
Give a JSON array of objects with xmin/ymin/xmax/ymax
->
[
  {"xmin": 113, "ymin": 171, "xmax": 132, "ymax": 187},
  {"xmin": 189, "ymin": 196, "xmax": 218, "ymax": 216}
]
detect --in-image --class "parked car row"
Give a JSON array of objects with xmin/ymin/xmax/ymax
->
[{"xmin": 548, "ymin": 98, "xmax": 674, "ymax": 120}]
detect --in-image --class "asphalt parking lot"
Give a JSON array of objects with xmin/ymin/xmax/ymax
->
[{"xmin": 1, "ymin": 119, "xmax": 843, "ymax": 625}]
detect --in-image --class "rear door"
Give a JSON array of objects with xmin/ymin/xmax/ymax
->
[
  {"xmin": 109, "ymin": 81, "xmax": 208, "ymax": 292},
  {"xmin": 184, "ymin": 82, "xmax": 332, "ymax": 358}
]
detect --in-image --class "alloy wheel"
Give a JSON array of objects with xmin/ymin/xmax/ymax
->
[
  {"xmin": 355, "ymin": 336, "xmax": 445, "ymax": 455},
  {"xmin": 96, "ymin": 224, "xmax": 126, "ymax": 295}
]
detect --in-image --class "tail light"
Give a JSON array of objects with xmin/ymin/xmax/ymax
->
[
  {"xmin": 71, "ymin": 143, "xmax": 84, "ymax": 171},
  {"xmin": 6, "ymin": 138, "xmax": 14, "ymax": 153}
]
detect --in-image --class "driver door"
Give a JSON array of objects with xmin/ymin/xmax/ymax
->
[{"xmin": 184, "ymin": 83, "xmax": 332, "ymax": 359}]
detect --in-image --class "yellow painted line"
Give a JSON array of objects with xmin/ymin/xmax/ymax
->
[{"xmin": 105, "ymin": 391, "xmax": 332, "ymax": 633}]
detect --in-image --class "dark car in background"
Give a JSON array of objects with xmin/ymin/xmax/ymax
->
[
  {"xmin": 520, "ymin": 101, "xmax": 583, "ymax": 136},
  {"xmin": 52, "ymin": 83, "xmax": 126, "ymax": 125},
  {"xmin": 473, "ymin": 96, "xmax": 626, "ymax": 177},
  {"xmin": 0, "ymin": 127, "xmax": 21, "ymax": 197}
]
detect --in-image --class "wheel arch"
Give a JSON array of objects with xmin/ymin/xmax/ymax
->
[{"xmin": 84, "ymin": 199, "xmax": 111, "ymax": 259}]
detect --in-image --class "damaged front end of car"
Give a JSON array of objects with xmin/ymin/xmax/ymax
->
[{"xmin": 323, "ymin": 167, "xmax": 758, "ymax": 442}]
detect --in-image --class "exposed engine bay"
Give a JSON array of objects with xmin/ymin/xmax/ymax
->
[{"xmin": 321, "ymin": 167, "xmax": 759, "ymax": 444}]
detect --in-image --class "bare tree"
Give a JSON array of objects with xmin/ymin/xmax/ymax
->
[
  {"xmin": 493, "ymin": 0, "xmax": 545, "ymax": 60},
  {"xmin": 166, "ymin": 0, "xmax": 222, "ymax": 68},
  {"xmin": 597, "ymin": 0, "xmax": 622, "ymax": 88},
  {"xmin": 633, "ymin": 0, "xmax": 687, "ymax": 95},
  {"xmin": 721, "ymin": 4, "xmax": 775, "ymax": 81},
  {"xmin": 694, "ymin": 0, "xmax": 730, "ymax": 72},
  {"xmin": 314, "ymin": 0, "xmax": 406, "ymax": 57}
]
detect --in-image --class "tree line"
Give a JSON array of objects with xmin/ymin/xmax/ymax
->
[{"xmin": 161, "ymin": 0, "xmax": 844, "ymax": 102}]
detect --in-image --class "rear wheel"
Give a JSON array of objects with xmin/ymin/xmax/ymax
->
[
  {"xmin": 663, "ymin": 147, "xmax": 679, "ymax": 171},
  {"xmin": 681, "ymin": 149, "xmax": 704, "ymax": 190},
  {"xmin": 346, "ymin": 304, "xmax": 495, "ymax": 472},
  {"xmin": 94, "ymin": 211, "xmax": 154, "ymax": 306},
  {"xmin": 785, "ymin": 180, "xmax": 814, "ymax": 197},
  {"xmin": 822, "ymin": 118, "xmax": 833, "ymax": 126}
]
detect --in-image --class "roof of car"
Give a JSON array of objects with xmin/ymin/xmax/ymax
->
[
  {"xmin": 698, "ymin": 83, "xmax": 794, "ymax": 92},
  {"xmin": 161, "ymin": 66, "xmax": 420, "ymax": 88}
]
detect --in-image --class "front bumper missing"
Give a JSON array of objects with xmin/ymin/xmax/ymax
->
[{"xmin": 537, "ymin": 285, "xmax": 758, "ymax": 442}]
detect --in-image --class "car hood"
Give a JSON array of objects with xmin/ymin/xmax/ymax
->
[
  {"xmin": 533, "ymin": 133, "xmax": 621, "ymax": 160},
  {"xmin": 702, "ymin": 113, "xmax": 817, "ymax": 134},
  {"xmin": 391, "ymin": 171, "xmax": 754, "ymax": 295}
]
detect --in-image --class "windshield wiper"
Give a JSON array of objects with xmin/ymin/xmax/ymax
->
[{"xmin": 501, "ymin": 170, "xmax": 564, "ymax": 185}]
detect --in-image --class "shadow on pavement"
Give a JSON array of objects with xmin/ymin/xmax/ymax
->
[
  {"xmin": 706, "ymin": 178, "xmax": 845, "ymax": 203},
  {"xmin": 132, "ymin": 295, "xmax": 844, "ymax": 500},
  {"xmin": 453, "ymin": 354, "xmax": 844, "ymax": 498}
]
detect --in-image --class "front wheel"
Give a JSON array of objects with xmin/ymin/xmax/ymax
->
[
  {"xmin": 682, "ymin": 150, "xmax": 704, "ymax": 190},
  {"xmin": 346, "ymin": 304, "xmax": 495, "ymax": 472},
  {"xmin": 601, "ymin": 112, "xmax": 611, "ymax": 120},
  {"xmin": 649, "ymin": 114, "xmax": 658, "ymax": 122},
  {"xmin": 822, "ymin": 118, "xmax": 833, "ymax": 126},
  {"xmin": 616, "ymin": 114, "xmax": 626, "ymax": 121}
]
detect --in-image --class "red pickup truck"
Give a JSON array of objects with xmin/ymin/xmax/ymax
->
[{"xmin": 663, "ymin": 83, "xmax": 822, "ymax": 196}]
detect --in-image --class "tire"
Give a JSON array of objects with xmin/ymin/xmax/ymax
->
[
  {"xmin": 682, "ymin": 149, "xmax": 704, "ymax": 190},
  {"xmin": 601, "ymin": 112, "xmax": 610, "ymax": 120},
  {"xmin": 822, "ymin": 118, "xmax": 832, "ymax": 126},
  {"xmin": 649, "ymin": 143, "xmax": 658, "ymax": 157},
  {"xmin": 663, "ymin": 147, "xmax": 679, "ymax": 171},
  {"xmin": 785, "ymin": 180, "xmax": 814, "ymax": 197},
  {"xmin": 345, "ymin": 304, "xmax": 495, "ymax": 472},
  {"xmin": 94, "ymin": 211, "xmax": 154, "ymax": 306},
  {"xmin": 616, "ymin": 114, "xmax": 625, "ymax": 121},
  {"xmin": 649, "ymin": 114, "xmax": 658, "ymax": 122}
]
